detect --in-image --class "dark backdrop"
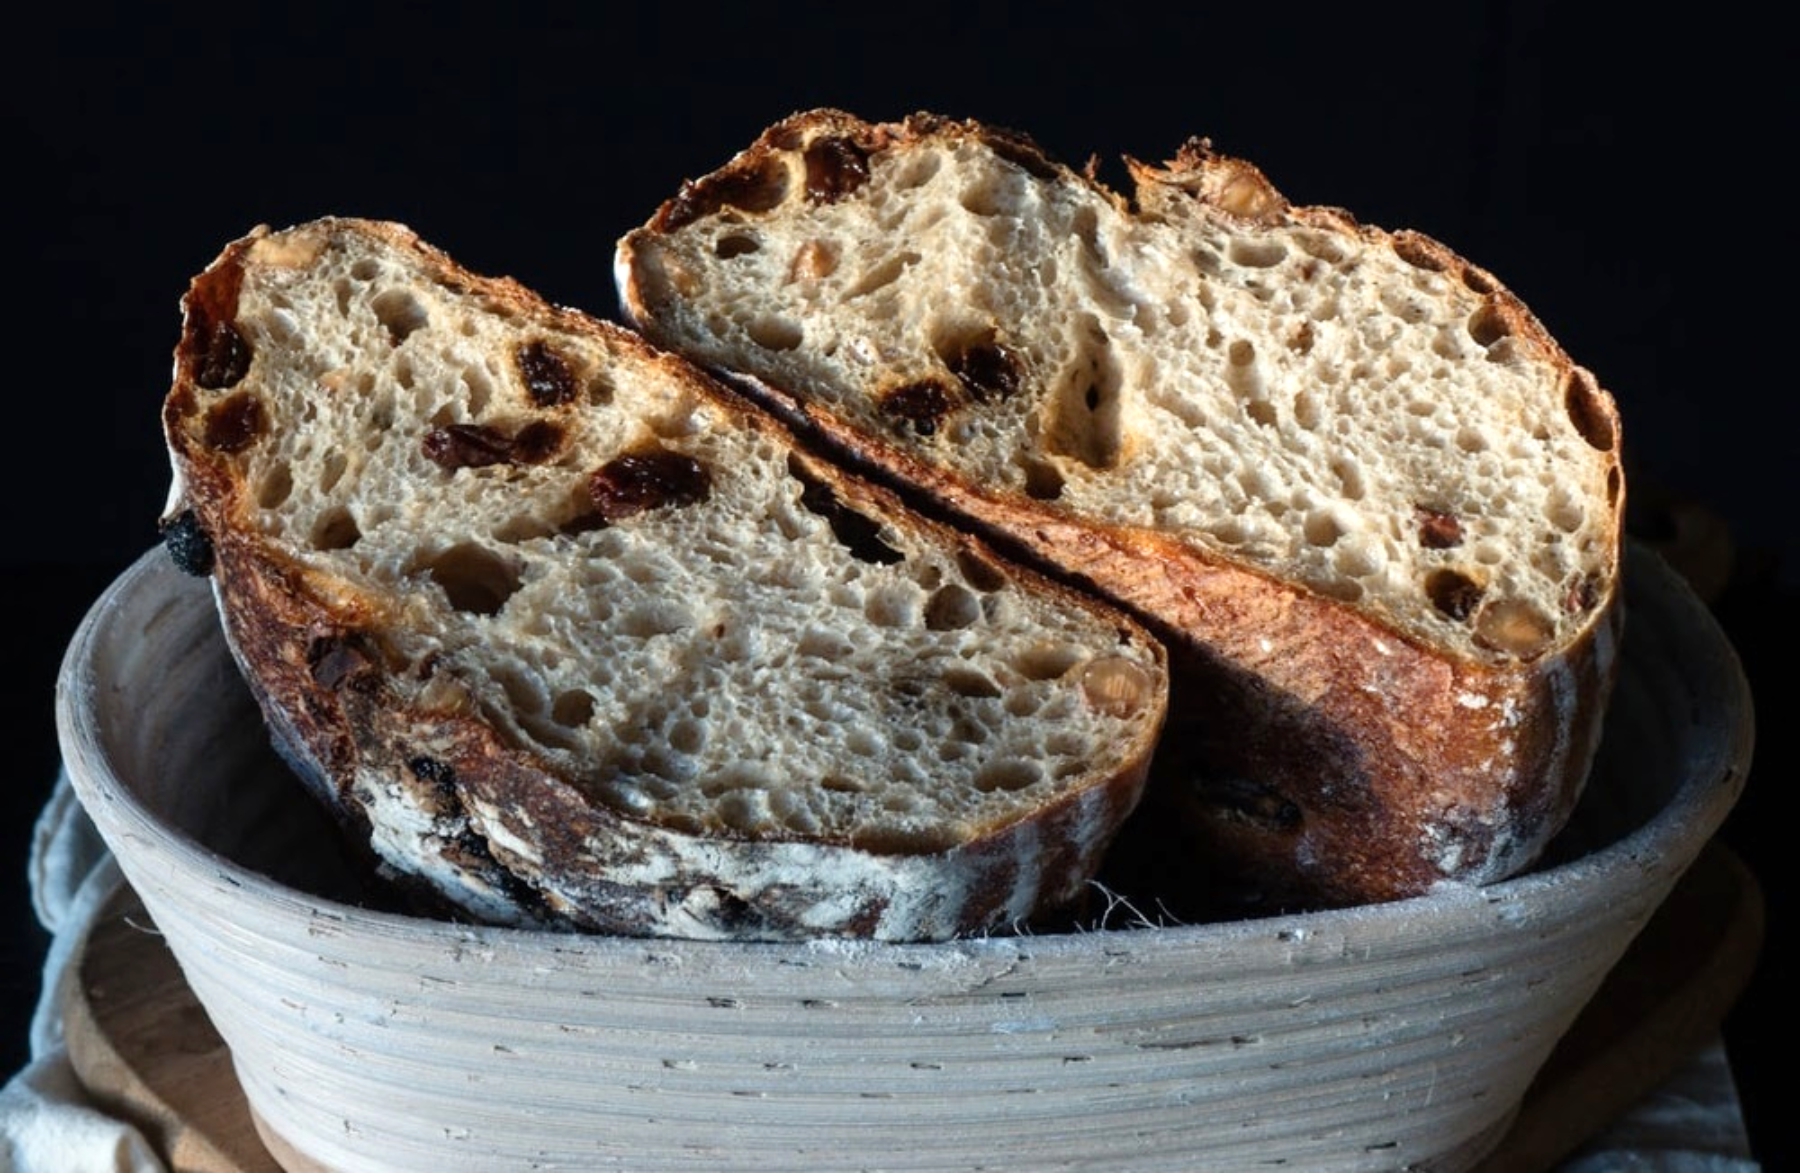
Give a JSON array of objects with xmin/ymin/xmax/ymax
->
[{"xmin": 6, "ymin": 4, "xmax": 1791, "ymax": 1167}]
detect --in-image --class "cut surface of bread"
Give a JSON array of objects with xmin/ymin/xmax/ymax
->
[
  {"xmin": 617, "ymin": 110, "xmax": 1627, "ymax": 910},
  {"xmin": 160, "ymin": 217, "xmax": 1168, "ymax": 941}
]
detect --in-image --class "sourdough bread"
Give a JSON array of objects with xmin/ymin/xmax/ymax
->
[
  {"xmin": 616, "ymin": 109, "xmax": 1627, "ymax": 910},
  {"xmin": 159, "ymin": 217, "xmax": 1169, "ymax": 941}
]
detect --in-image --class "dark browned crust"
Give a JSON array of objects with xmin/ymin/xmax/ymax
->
[
  {"xmin": 617, "ymin": 110, "xmax": 1629, "ymax": 912},
  {"xmin": 160, "ymin": 217, "xmax": 1168, "ymax": 940}
]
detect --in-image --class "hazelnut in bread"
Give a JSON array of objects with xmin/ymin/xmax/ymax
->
[
  {"xmin": 615, "ymin": 110, "xmax": 1627, "ymax": 911},
  {"xmin": 160, "ymin": 217, "xmax": 1169, "ymax": 941}
]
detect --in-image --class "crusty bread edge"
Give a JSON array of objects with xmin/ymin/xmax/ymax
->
[
  {"xmin": 160, "ymin": 217, "xmax": 1168, "ymax": 941},
  {"xmin": 614, "ymin": 110, "xmax": 1628, "ymax": 907}
]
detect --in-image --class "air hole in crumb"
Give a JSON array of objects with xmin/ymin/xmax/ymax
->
[
  {"xmin": 1607, "ymin": 465, "xmax": 1622, "ymax": 506},
  {"xmin": 893, "ymin": 150, "xmax": 941, "ymax": 189},
  {"xmin": 370, "ymin": 288, "xmax": 428, "ymax": 345},
  {"xmin": 843, "ymin": 251, "xmax": 920, "ymax": 299},
  {"xmin": 1425, "ymin": 569, "xmax": 1484, "ymax": 621},
  {"xmin": 975, "ymin": 760, "xmax": 1040, "ymax": 793},
  {"xmin": 1228, "ymin": 239, "xmax": 1287, "ymax": 268},
  {"xmin": 258, "ymin": 462, "xmax": 293, "ymax": 509},
  {"xmin": 1467, "ymin": 300, "xmax": 1510, "ymax": 348},
  {"xmin": 552, "ymin": 690, "xmax": 596, "ymax": 727},
  {"xmin": 587, "ymin": 373, "xmax": 614, "ymax": 405},
  {"xmin": 1563, "ymin": 371, "xmax": 1615, "ymax": 451},
  {"xmin": 1080, "ymin": 657, "xmax": 1154, "ymax": 719},
  {"xmin": 309, "ymin": 507, "xmax": 361, "ymax": 551},
  {"xmin": 1460, "ymin": 267, "xmax": 1496, "ymax": 295},
  {"xmin": 350, "ymin": 259, "xmax": 380, "ymax": 281},
  {"xmin": 924, "ymin": 584, "xmax": 981, "ymax": 630},
  {"xmin": 797, "ymin": 628, "xmax": 854, "ymax": 661},
  {"xmin": 1246, "ymin": 399, "xmax": 1277, "ymax": 428},
  {"xmin": 319, "ymin": 450, "xmax": 349, "ymax": 494},
  {"xmin": 1546, "ymin": 488, "xmax": 1585, "ymax": 533},
  {"xmin": 715, "ymin": 233, "xmax": 761, "ymax": 259},
  {"xmin": 746, "ymin": 315, "xmax": 803, "ymax": 351},
  {"xmin": 955, "ymin": 548, "xmax": 1009, "ymax": 592},
  {"xmin": 463, "ymin": 366, "xmax": 495, "ymax": 414},
  {"xmin": 1043, "ymin": 318, "xmax": 1126, "ymax": 469},
  {"xmin": 1331, "ymin": 458, "xmax": 1364, "ymax": 500},
  {"xmin": 1474, "ymin": 598, "xmax": 1555, "ymax": 658},
  {"xmin": 864, "ymin": 588, "xmax": 917, "ymax": 628},
  {"xmin": 1293, "ymin": 390, "xmax": 1321, "ymax": 432},
  {"xmin": 944, "ymin": 666, "xmax": 1002, "ymax": 698},
  {"xmin": 821, "ymin": 775, "xmax": 863, "ymax": 794},
  {"xmin": 1018, "ymin": 644, "xmax": 1082, "ymax": 680},
  {"xmin": 422, "ymin": 543, "xmax": 519, "ymax": 615},
  {"xmin": 788, "ymin": 239, "xmax": 839, "ymax": 282},
  {"xmin": 621, "ymin": 602, "xmax": 691, "ymax": 638},
  {"xmin": 1392, "ymin": 233, "xmax": 1447, "ymax": 271},
  {"xmin": 669, "ymin": 719, "xmax": 705, "ymax": 756},
  {"xmin": 493, "ymin": 515, "xmax": 554, "ymax": 544},
  {"xmin": 1020, "ymin": 455, "xmax": 1065, "ymax": 500},
  {"xmin": 1303, "ymin": 510, "xmax": 1345, "ymax": 548},
  {"xmin": 1456, "ymin": 427, "xmax": 1489, "ymax": 453}
]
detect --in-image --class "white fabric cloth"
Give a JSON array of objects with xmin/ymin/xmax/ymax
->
[
  {"xmin": 2, "ymin": 773, "xmax": 163, "ymax": 1172},
  {"xmin": 1, "ymin": 769, "xmax": 1763, "ymax": 1172}
]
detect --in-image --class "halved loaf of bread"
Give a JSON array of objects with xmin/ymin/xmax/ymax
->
[
  {"xmin": 159, "ymin": 217, "xmax": 1169, "ymax": 941},
  {"xmin": 616, "ymin": 109, "xmax": 1627, "ymax": 911}
]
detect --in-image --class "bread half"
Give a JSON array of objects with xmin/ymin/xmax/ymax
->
[
  {"xmin": 160, "ymin": 217, "xmax": 1168, "ymax": 941},
  {"xmin": 616, "ymin": 110, "xmax": 1627, "ymax": 910}
]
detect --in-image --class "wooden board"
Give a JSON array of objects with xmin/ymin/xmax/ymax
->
[{"xmin": 61, "ymin": 840, "xmax": 1763, "ymax": 1173}]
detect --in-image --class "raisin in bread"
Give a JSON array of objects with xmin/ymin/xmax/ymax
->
[
  {"xmin": 159, "ymin": 217, "xmax": 1168, "ymax": 941},
  {"xmin": 615, "ymin": 109, "xmax": 1627, "ymax": 911}
]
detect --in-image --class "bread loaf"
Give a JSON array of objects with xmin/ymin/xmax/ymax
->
[
  {"xmin": 615, "ymin": 109, "xmax": 1627, "ymax": 911},
  {"xmin": 159, "ymin": 217, "xmax": 1169, "ymax": 941}
]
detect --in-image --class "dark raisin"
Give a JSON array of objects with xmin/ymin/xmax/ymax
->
[
  {"xmin": 788, "ymin": 455, "xmax": 904, "ymax": 565},
  {"xmin": 423, "ymin": 420, "xmax": 566, "ymax": 470},
  {"xmin": 407, "ymin": 755, "xmax": 458, "ymax": 799},
  {"xmin": 948, "ymin": 340, "xmax": 1023, "ymax": 403},
  {"xmin": 423, "ymin": 424, "xmax": 513, "ymax": 470},
  {"xmin": 160, "ymin": 509, "xmax": 214, "ymax": 576},
  {"xmin": 1425, "ymin": 569, "xmax": 1485, "ymax": 621},
  {"xmin": 194, "ymin": 319, "xmax": 252, "ymax": 389},
  {"xmin": 517, "ymin": 340, "xmax": 578, "ymax": 407},
  {"xmin": 1564, "ymin": 574, "xmax": 1602, "ymax": 614},
  {"xmin": 307, "ymin": 634, "xmax": 374, "ymax": 690},
  {"xmin": 1414, "ymin": 505, "xmax": 1464, "ymax": 549},
  {"xmin": 656, "ymin": 156, "xmax": 791, "ymax": 232},
  {"xmin": 803, "ymin": 136, "xmax": 871, "ymax": 202},
  {"xmin": 587, "ymin": 449, "xmax": 712, "ymax": 523},
  {"xmin": 880, "ymin": 379, "xmax": 960, "ymax": 436},
  {"xmin": 202, "ymin": 391, "xmax": 267, "ymax": 453},
  {"xmin": 509, "ymin": 420, "xmax": 566, "ymax": 464}
]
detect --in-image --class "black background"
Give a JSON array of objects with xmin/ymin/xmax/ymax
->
[{"xmin": 5, "ymin": 4, "xmax": 1792, "ymax": 1168}]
